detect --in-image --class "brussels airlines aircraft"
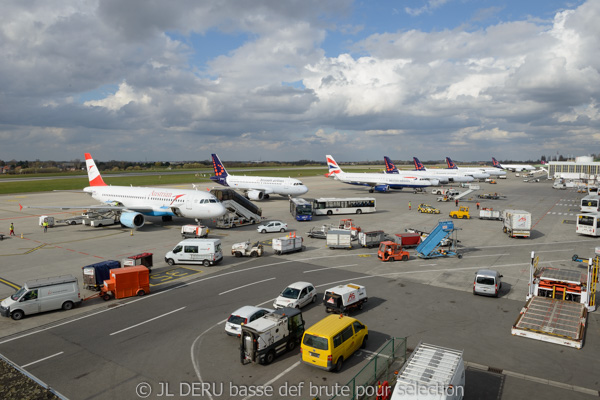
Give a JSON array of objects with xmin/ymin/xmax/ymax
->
[
  {"xmin": 21, "ymin": 153, "xmax": 226, "ymax": 229},
  {"xmin": 444, "ymin": 157, "xmax": 503, "ymax": 178},
  {"xmin": 492, "ymin": 157, "xmax": 536, "ymax": 172},
  {"xmin": 210, "ymin": 154, "xmax": 308, "ymax": 200},
  {"xmin": 384, "ymin": 156, "xmax": 474, "ymax": 184},
  {"xmin": 326, "ymin": 155, "xmax": 433, "ymax": 193}
]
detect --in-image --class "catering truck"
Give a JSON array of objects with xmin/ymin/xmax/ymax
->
[
  {"xmin": 1, "ymin": 275, "xmax": 81, "ymax": 320},
  {"xmin": 390, "ymin": 342, "xmax": 465, "ymax": 400},
  {"xmin": 240, "ymin": 307, "xmax": 305, "ymax": 365},
  {"xmin": 502, "ymin": 209, "xmax": 532, "ymax": 238}
]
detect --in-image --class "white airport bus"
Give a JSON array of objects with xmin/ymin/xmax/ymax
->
[
  {"xmin": 580, "ymin": 195, "xmax": 600, "ymax": 213},
  {"xmin": 576, "ymin": 212, "xmax": 600, "ymax": 236},
  {"xmin": 312, "ymin": 197, "xmax": 376, "ymax": 216}
]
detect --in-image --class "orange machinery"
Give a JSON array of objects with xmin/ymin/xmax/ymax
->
[{"xmin": 101, "ymin": 265, "xmax": 150, "ymax": 300}]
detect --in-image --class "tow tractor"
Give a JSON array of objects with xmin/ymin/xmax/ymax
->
[
  {"xmin": 511, "ymin": 250, "xmax": 598, "ymax": 349},
  {"xmin": 449, "ymin": 206, "xmax": 470, "ymax": 219},
  {"xmin": 377, "ymin": 241, "xmax": 409, "ymax": 262},
  {"xmin": 231, "ymin": 241, "xmax": 264, "ymax": 257}
]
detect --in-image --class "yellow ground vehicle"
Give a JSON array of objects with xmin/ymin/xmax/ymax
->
[
  {"xmin": 449, "ymin": 206, "xmax": 471, "ymax": 219},
  {"xmin": 301, "ymin": 314, "xmax": 368, "ymax": 372},
  {"xmin": 417, "ymin": 203, "xmax": 440, "ymax": 214}
]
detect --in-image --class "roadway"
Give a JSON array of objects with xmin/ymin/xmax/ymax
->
[{"xmin": 0, "ymin": 175, "xmax": 598, "ymax": 399}]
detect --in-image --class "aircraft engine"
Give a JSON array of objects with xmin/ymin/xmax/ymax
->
[
  {"xmin": 247, "ymin": 190, "xmax": 264, "ymax": 200},
  {"xmin": 120, "ymin": 212, "xmax": 145, "ymax": 229},
  {"xmin": 373, "ymin": 185, "xmax": 390, "ymax": 192}
]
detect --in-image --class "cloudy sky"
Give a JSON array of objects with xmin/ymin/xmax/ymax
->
[{"xmin": 1, "ymin": 0, "xmax": 598, "ymax": 162}]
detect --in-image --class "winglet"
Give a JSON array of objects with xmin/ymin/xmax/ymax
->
[{"xmin": 85, "ymin": 153, "xmax": 107, "ymax": 186}]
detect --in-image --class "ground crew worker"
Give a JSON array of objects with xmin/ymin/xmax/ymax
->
[
  {"xmin": 455, "ymin": 199, "xmax": 459, "ymax": 207},
  {"xmin": 43, "ymin": 220, "xmax": 48, "ymax": 233},
  {"xmin": 9, "ymin": 223, "xmax": 15, "ymax": 236},
  {"xmin": 476, "ymin": 202, "xmax": 480, "ymax": 210},
  {"xmin": 408, "ymin": 202, "xmax": 411, "ymax": 210}
]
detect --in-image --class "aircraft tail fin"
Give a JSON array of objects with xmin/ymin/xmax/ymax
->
[
  {"xmin": 325, "ymin": 155, "xmax": 343, "ymax": 177},
  {"xmin": 384, "ymin": 156, "xmax": 399, "ymax": 174},
  {"xmin": 492, "ymin": 157, "xmax": 502, "ymax": 169},
  {"xmin": 210, "ymin": 154, "xmax": 229, "ymax": 185},
  {"xmin": 413, "ymin": 157, "xmax": 427, "ymax": 171},
  {"xmin": 85, "ymin": 153, "xmax": 107, "ymax": 186},
  {"xmin": 445, "ymin": 157, "xmax": 459, "ymax": 169}
]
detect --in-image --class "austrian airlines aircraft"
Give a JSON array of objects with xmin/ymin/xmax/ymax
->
[
  {"xmin": 21, "ymin": 153, "xmax": 226, "ymax": 229},
  {"xmin": 384, "ymin": 156, "xmax": 474, "ymax": 184},
  {"xmin": 209, "ymin": 153, "xmax": 308, "ymax": 200},
  {"xmin": 326, "ymin": 155, "xmax": 433, "ymax": 193},
  {"xmin": 492, "ymin": 157, "xmax": 536, "ymax": 172}
]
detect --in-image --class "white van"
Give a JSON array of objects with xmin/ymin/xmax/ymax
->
[
  {"xmin": 0, "ymin": 275, "xmax": 81, "ymax": 320},
  {"xmin": 165, "ymin": 238, "xmax": 223, "ymax": 267}
]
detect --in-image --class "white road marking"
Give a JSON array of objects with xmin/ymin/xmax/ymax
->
[
  {"xmin": 535, "ymin": 249, "xmax": 574, "ymax": 253},
  {"xmin": 304, "ymin": 264, "xmax": 357, "ymax": 273},
  {"xmin": 110, "ymin": 307, "xmax": 185, "ymax": 336},
  {"xmin": 219, "ymin": 277, "xmax": 276, "ymax": 295},
  {"xmin": 462, "ymin": 253, "xmax": 509, "ymax": 258},
  {"xmin": 241, "ymin": 361, "xmax": 302, "ymax": 400},
  {"xmin": 21, "ymin": 351, "xmax": 64, "ymax": 368}
]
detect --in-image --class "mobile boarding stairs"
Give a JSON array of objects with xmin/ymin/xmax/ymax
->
[{"xmin": 415, "ymin": 219, "xmax": 462, "ymax": 259}]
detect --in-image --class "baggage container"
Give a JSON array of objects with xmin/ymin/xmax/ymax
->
[
  {"xmin": 326, "ymin": 229, "xmax": 353, "ymax": 249},
  {"xmin": 358, "ymin": 230, "xmax": 386, "ymax": 248},
  {"xmin": 102, "ymin": 266, "xmax": 150, "ymax": 300},
  {"xmin": 82, "ymin": 260, "xmax": 121, "ymax": 291},
  {"xmin": 272, "ymin": 236, "xmax": 304, "ymax": 255}
]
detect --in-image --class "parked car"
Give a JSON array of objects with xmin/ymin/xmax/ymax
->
[
  {"xmin": 225, "ymin": 306, "xmax": 273, "ymax": 336},
  {"xmin": 273, "ymin": 282, "xmax": 317, "ymax": 309},
  {"xmin": 257, "ymin": 220, "xmax": 288, "ymax": 233}
]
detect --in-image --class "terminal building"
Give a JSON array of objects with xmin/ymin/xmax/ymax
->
[{"xmin": 547, "ymin": 156, "xmax": 600, "ymax": 182}]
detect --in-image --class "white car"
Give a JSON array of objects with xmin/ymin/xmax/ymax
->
[
  {"xmin": 273, "ymin": 281, "xmax": 317, "ymax": 309},
  {"xmin": 225, "ymin": 306, "xmax": 273, "ymax": 336},
  {"xmin": 257, "ymin": 220, "xmax": 288, "ymax": 233}
]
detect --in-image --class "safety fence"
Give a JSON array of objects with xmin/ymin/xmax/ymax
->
[{"xmin": 329, "ymin": 337, "xmax": 407, "ymax": 400}]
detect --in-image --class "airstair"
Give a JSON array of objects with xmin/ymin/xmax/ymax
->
[
  {"xmin": 210, "ymin": 188, "xmax": 263, "ymax": 228},
  {"xmin": 453, "ymin": 184, "xmax": 480, "ymax": 200},
  {"xmin": 415, "ymin": 220, "xmax": 462, "ymax": 259}
]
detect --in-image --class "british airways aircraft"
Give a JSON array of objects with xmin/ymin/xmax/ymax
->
[
  {"xmin": 21, "ymin": 153, "xmax": 226, "ymax": 228},
  {"xmin": 492, "ymin": 157, "xmax": 536, "ymax": 172},
  {"xmin": 209, "ymin": 154, "xmax": 308, "ymax": 200},
  {"xmin": 384, "ymin": 156, "xmax": 474, "ymax": 184},
  {"xmin": 326, "ymin": 155, "xmax": 433, "ymax": 193},
  {"xmin": 445, "ymin": 157, "xmax": 505, "ymax": 178}
]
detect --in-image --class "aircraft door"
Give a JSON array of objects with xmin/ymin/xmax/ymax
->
[{"xmin": 185, "ymin": 195, "xmax": 194, "ymax": 211}]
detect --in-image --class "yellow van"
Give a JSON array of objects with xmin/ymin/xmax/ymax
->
[{"xmin": 301, "ymin": 314, "xmax": 368, "ymax": 372}]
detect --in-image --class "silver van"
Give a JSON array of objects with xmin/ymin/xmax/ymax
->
[
  {"xmin": 473, "ymin": 269, "xmax": 503, "ymax": 297},
  {"xmin": 0, "ymin": 275, "xmax": 81, "ymax": 320}
]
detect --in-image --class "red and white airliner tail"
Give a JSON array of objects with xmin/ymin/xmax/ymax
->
[{"xmin": 85, "ymin": 152, "xmax": 107, "ymax": 186}]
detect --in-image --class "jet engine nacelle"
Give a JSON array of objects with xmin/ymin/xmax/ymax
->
[
  {"xmin": 247, "ymin": 190, "xmax": 264, "ymax": 201},
  {"xmin": 120, "ymin": 212, "xmax": 145, "ymax": 229},
  {"xmin": 374, "ymin": 185, "xmax": 390, "ymax": 192}
]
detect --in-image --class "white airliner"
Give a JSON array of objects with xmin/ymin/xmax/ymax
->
[
  {"xmin": 20, "ymin": 153, "xmax": 227, "ymax": 229},
  {"xmin": 492, "ymin": 157, "xmax": 536, "ymax": 172},
  {"xmin": 209, "ymin": 154, "xmax": 308, "ymax": 200},
  {"xmin": 445, "ymin": 157, "xmax": 506, "ymax": 178},
  {"xmin": 326, "ymin": 155, "xmax": 433, "ymax": 192},
  {"xmin": 384, "ymin": 157, "xmax": 474, "ymax": 184}
]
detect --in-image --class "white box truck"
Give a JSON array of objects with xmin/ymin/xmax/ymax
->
[
  {"xmin": 181, "ymin": 224, "xmax": 209, "ymax": 238},
  {"xmin": 391, "ymin": 342, "xmax": 465, "ymax": 400},
  {"xmin": 0, "ymin": 275, "xmax": 81, "ymax": 320},
  {"xmin": 164, "ymin": 238, "xmax": 223, "ymax": 266},
  {"xmin": 502, "ymin": 209, "xmax": 532, "ymax": 238}
]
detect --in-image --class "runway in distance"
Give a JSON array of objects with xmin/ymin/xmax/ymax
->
[
  {"xmin": 445, "ymin": 157, "xmax": 506, "ymax": 178},
  {"xmin": 384, "ymin": 156, "xmax": 474, "ymax": 184},
  {"xmin": 492, "ymin": 157, "xmax": 536, "ymax": 172},
  {"xmin": 209, "ymin": 154, "xmax": 308, "ymax": 200},
  {"xmin": 325, "ymin": 155, "xmax": 433, "ymax": 193},
  {"xmin": 20, "ymin": 153, "xmax": 227, "ymax": 229}
]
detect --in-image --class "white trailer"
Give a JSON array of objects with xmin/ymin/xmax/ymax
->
[
  {"xmin": 502, "ymin": 209, "xmax": 531, "ymax": 238},
  {"xmin": 323, "ymin": 283, "xmax": 367, "ymax": 314},
  {"xmin": 479, "ymin": 208, "xmax": 501, "ymax": 220},
  {"xmin": 272, "ymin": 236, "xmax": 304, "ymax": 255},
  {"xmin": 89, "ymin": 218, "xmax": 116, "ymax": 227},
  {"xmin": 391, "ymin": 342, "xmax": 465, "ymax": 400},
  {"xmin": 326, "ymin": 229, "xmax": 353, "ymax": 249},
  {"xmin": 431, "ymin": 188, "xmax": 459, "ymax": 196},
  {"xmin": 181, "ymin": 224, "xmax": 209, "ymax": 238},
  {"xmin": 358, "ymin": 230, "xmax": 386, "ymax": 248}
]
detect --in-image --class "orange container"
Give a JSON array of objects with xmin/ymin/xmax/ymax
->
[{"xmin": 103, "ymin": 266, "xmax": 150, "ymax": 299}]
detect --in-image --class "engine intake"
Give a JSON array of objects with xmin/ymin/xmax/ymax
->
[
  {"xmin": 120, "ymin": 212, "xmax": 145, "ymax": 228},
  {"xmin": 247, "ymin": 190, "xmax": 265, "ymax": 201}
]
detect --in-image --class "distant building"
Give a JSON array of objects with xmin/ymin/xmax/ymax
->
[{"xmin": 547, "ymin": 156, "xmax": 600, "ymax": 181}]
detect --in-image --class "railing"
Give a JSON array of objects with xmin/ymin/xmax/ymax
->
[{"xmin": 329, "ymin": 337, "xmax": 407, "ymax": 400}]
